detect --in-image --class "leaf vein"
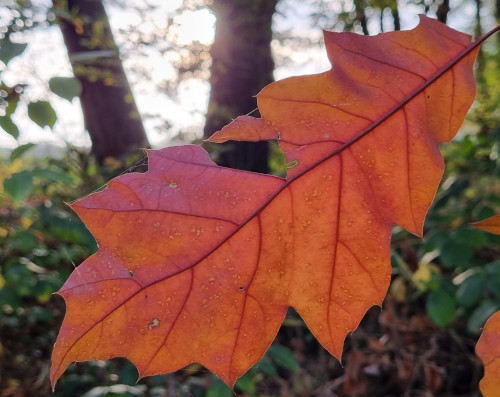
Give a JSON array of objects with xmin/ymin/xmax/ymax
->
[
  {"xmin": 261, "ymin": 97, "xmax": 374, "ymax": 122},
  {"xmin": 333, "ymin": 41, "xmax": 427, "ymax": 81},
  {"xmin": 143, "ymin": 269, "xmax": 194, "ymax": 374},
  {"xmin": 326, "ymin": 154, "xmax": 343, "ymax": 347},
  {"xmin": 337, "ymin": 241, "xmax": 380, "ymax": 295}
]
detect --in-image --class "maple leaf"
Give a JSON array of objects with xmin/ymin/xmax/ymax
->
[{"xmin": 52, "ymin": 16, "xmax": 486, "ymax": 389}]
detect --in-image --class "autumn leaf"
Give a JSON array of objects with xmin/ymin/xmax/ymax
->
[
  {"xmin": 473, "ymin": 215, "xmax": 500, "ymax": 396},
  {"xmin": 52, "ymin": 16, "xmax": 485, "ymax": 389},
  {"xmin": 476, "ymin": 311, "xmax": 500, "ymax": 396},
  {"xmin": 472, "ymin": 215, "xmax": 500, "ymax": 235}
]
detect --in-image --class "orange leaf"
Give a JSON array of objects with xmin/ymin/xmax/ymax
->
[
  {"xmin": 474, "ymin": 215, "xmax": 500, "ymax": 395},
  {"xmin": 472, "ymin": 215, "xmax": 500, "ymax": 235},
  {"xmin": 52, "ymin": 16, "xmax": 485, "ymax": 389},
  {"xmin": 476, "ymin": 311, "xmax": 500, "ymax": 396}
]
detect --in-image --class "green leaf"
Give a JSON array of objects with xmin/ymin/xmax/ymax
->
[
  {"xmin": 77, "ymin": 384, "xmax": 145, "ymax": 396},
  {"xmin": 31, "ymin": 168, "xmax": 74, "ymax": 184},
  {"xmin": 27, "ymin": 101, "xmax": 57, "ymax": 128},
  {"xmin": 0, "ymin": 287, "xmax": 22, "ymax": 313},
  {"xmin": 423, "ymin": 229, "xmax": 449, "ymax": 252},
  {"xmin": 207, "ymin": 375, "xmax": 233, "ymax": 397},
  {"xmin": 49, "ymin": 77, "xmax": 82, "ymax": 102},
  {"xmin": 433, "ymin": 177, "xmax": 470, "ymax": 209},
  {"xmin": 10, "ymin": 143, "xmax": 35, "ymax": 162},
  {"xmin": 257, "ymin": 356, "xmax": 278, "ymax": 376},
  {"xmin": 267, "ymin": 344, "xmax": 300, "ymax": 371},
  {"xmin": 426, "ymin": 289, "xmax": 456, "ymax": 328},
  {"xmin": 0, "ymin": 116, "xmax": 19, "ymax": 139},
  {"xmin": 439, "ymin": 240, "xmax": 473, "ymax": 268},
  {"xmin": 0, "ymin": 39, "xmax": 27, "ymax": 65},
  {"xmin": 3, "ymin": 171, "xmax": 34, "ymax": 202},
  {"xmin": 5, "ymin": 96, "xmax": 19, "ymax": 117},
  {"xmin": 456, "ymin": 273, "xmax": 484, "ymax": 308},
  {"xmin": 454, "ymin": 227, "xmax": 489, "ymax": 248},
  {"xmin": 117, "ymin": 361, "xmax": 139, "ymax": 386},
  {"xmin": 485, "ymin": 260, "xmax": 500, "ymax": 276},
  {"xmin": 485, "ymin": 279, "xmax": 500, "ymax": 297},
  {"xmin": 235, "ymin": 368, "xmax": 257, "ymax": 394},
  {"xmin": 467, "ymin": 300, "xmax": 500, "ymax": 333},
  {"xmin": 478, "ymin": 206, "xmax": 495, "ymax": 222}
]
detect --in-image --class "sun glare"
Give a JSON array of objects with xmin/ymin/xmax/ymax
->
[
  {"xmin": 174, "ymin": 9, "xmax": 215, "ymax": 45},
  {"xmin": 0, "ymin": 4, "xmax": 216, "ymax": 149}
]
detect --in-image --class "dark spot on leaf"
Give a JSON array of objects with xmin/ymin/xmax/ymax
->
[{"xmin": 238, "ymin": 286, "xmax": 245, "ymax": 291}]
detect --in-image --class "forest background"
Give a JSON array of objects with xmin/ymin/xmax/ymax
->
[{"xmin": 1, "ymin": 0, "xmax": 500, "ymax": 396}]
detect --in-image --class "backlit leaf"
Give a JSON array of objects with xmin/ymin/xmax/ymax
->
[
  {"xmin": 473, "ymin": 217, "xmax": 500, "ymax": 395},
  {"xmin": 3, "ymin": 171, "xmax": 34, "ymax": 202},
  {"xmin": 0, "ymin": 116, "xmax": 20, "ymax": 139},
  {"xmin": 49, "ymin": 77, "xmax": 82, "ymax": 102},
  {"xmin": 27, "ymin": 101, "xmax": 57, "ymax": 128},
  {"xmin": 10, "ymin": 143, "xmax": 35, "ymax": 162},
  {"xmin": 472, "ymin": 215, "xmax": 500, "ymax": 235},
  {"xmin": 30, "ymin": 168, "xmax": 74, "ymax": 184},
  {"xmin": 0, "ymin": 39, "xmax": 27, "ymax": 66},
  {"xmin": 51, "ymin": 17, "xmax": 486, "ymax": 388},
  {"xmin": 476, "ymin": 311, "xmax": 500, "ymax": 396}
]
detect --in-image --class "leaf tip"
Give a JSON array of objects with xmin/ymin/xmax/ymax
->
[
  {"xmin": 205, "ymin": 132, "xmax": 229, "ymax": 144},
  {"xmin": 49, "ymin": 362, "xmax": 64, "ymax": 392},
  {"xmin": 207, "ymin": 115, "xmax": 279, "ymax": 144},
  {"xmin": 471, "ymin": 215, "xmax": 500, "ymax": 235}
]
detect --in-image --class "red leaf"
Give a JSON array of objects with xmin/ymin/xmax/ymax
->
[{"xmin": 51, "ymin": 16, "xmax": 484, "ymax": 388}]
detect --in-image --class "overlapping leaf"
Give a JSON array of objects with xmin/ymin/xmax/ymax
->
[{"xmin": 51, "ymin": 16, "xmax": 481, "ymax": 388}]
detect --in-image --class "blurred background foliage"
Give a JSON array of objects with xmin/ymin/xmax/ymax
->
[{"xmin": 1, "ymin": 0, "xmax": 500, "ymax": 396}]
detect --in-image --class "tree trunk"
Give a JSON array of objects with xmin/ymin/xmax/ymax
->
[
  {"xmin": 391, "ymin": 2, "xmax": 401, "ymax": 31},
  {"xmin": 204, "ymin": 0, "xmax": 278, "ymax": 173},
  {"xmin": 56, "ymin": 0, "xmax": 149, "ymax": 163},
  {"xmin": 436, "ymin": 0, "xmax": 450, "ymax": 23}
]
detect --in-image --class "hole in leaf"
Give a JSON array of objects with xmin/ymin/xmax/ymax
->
[{"xmin": 286, "ymin": 160, "xmax": 299, "ymax": 169}]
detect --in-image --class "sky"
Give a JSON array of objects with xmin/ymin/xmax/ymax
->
[
  {"xmin": 0, "ymin": 0, "xmax": 218, "ymax": 149},
  {"xmin": 0, "ymin": 0, "xmax": 493, "ymax": 151}
]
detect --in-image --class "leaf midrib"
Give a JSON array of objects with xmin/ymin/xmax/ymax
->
[{"xmin": 55, "ymin": 26, "xmax": 499, "ymax": 379}]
